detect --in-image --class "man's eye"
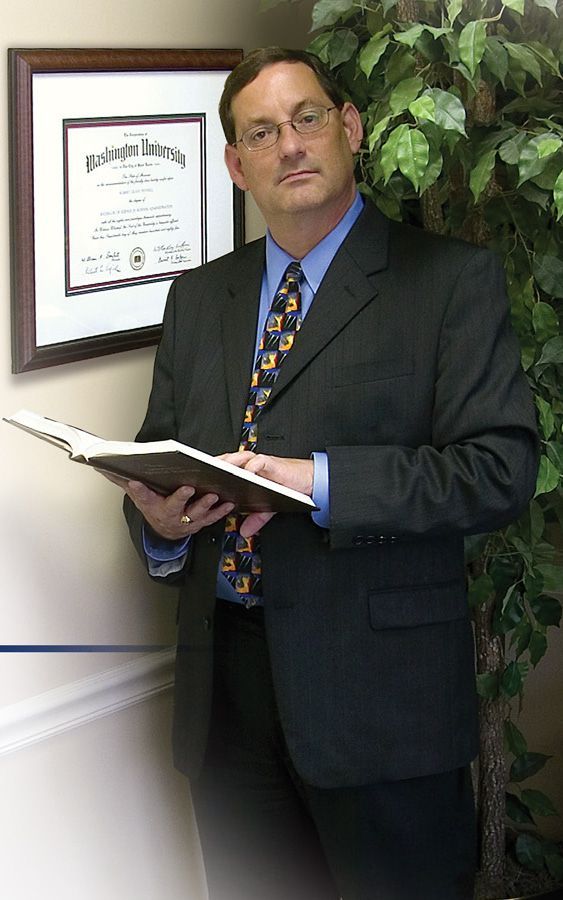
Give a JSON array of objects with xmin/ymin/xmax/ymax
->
[
  {"xmin": 249, "ymin": 127, "xmax": 273, "ymax": 144},
  {"xmin": 297, "ymin": 111, "xmax": 321, "ymax": 127}
]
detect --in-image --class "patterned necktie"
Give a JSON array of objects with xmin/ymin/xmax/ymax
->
[{"xmin": 221, "ymin": 261, "xmax": 304, "ymax": 607}]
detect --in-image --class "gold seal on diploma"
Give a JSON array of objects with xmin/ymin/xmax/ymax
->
[{"xmin": 130, "ymin": 247, "xmax": 146, "ymax": 270}]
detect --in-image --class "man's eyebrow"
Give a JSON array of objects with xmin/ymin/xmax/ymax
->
[{"xmin": 242, "ymin": 98, "xmax": 329, "ymax": 128}]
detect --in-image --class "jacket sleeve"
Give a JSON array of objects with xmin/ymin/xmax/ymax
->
[
  {"xmin": 326, "ymin": 249, "xmax": 539, "ymax": 549},
  {"xmin": 123, "ymin": 278, "xmax": 193, "ymax": 584}
]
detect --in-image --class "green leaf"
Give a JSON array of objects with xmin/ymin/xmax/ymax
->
[
  {"xmin": 528, "ymin": 499, "xmax": 545, "ymax": 544},
  {"xmin": 510, "ymin": 751, "xmax": 551, "ymax": 782},
  {"xmin": 446, "ymin": 0, "xmax": 463, "ymax": 24},
  {"xmin": 394, "ymin": 24, "xmax": 424, "ymax": 49},
  {"xmin": 307, "ymin": 32, "xmax": 332, "ymax": 63},
  {"xmin": 311, "ymin": 0, "xmax": 354, "ymax": 30},
  {"xmin": 497, "ymin": 585, "xmax": 524, "ymax": 633},
  {"xmin": 530, "ymin": 154, "xmax": 561, "ymax": 190},
  {"xmin": 536, "ymin": 335, "xmax": 563, "ymax": 367},
  {"xmin": 396, "ymin": 127, "xmax": 429, "ymax": 191},
  {"xmin": 418, "ymin": 144, "xmax": 444, "ymax": 193},
  {"xmin": 505, "ymin": 719, "xmax": 528, "ymax": 757},
  {"xmin": 501, "ymin": 661, "xmax": 523, "ymax": 697},
  {"xmin": 483, "ymin": 38, "xmax": 508, "ymax": 87},
  {"xmin": 409, "ymin": 94, "xmax": 436, "ymax": 123},
  {"xmin": 499, "ymin": 131, "xmax": 528, "ymax": 165},
  {"xmin": 529, "ymin": 630, "xmax": 548, "ymax": 667},
  {"xmin": 518, "ymin": 134, "xmax": 561, "ymax": 185},
  {"xmin": 386, "ymin": 48, "xmax": 416, "ymax": 85},
  {"xmin": 530, "ymin": 595, "xmax": 562, "ymax": 630},
  {"xmin": 534, "ymin": 456, "xmax": 560, "ymax": 497},
  {"xmin": 426, "ymin": 88, "xmax": 466, "ymax": 136},
  {"xmin": 476, "ymin": 672, "xmax": 499, "ymax": 699},
  {"xmin": 368, "ymin": 116, "xmax": 391, "ymax": 153},
  {"xmin": 389, "ymin": 76, "xmax": 423, "ymax": 115},
  {"xmin": 505, "ymin": 43, "xmax": 543, "ymax": 86},
  {"xmin": 468, "ymin": 573, "xmax": 494, "ymax": 608},
  {"xmin": 359, "ymin": 34, "xmax": 390, "ymax": 78},
  {"xmin": 532, "ymin": 0, "xmax": 559, "ymax": 15},
  {"xmin": 326, "ymin": 29, "xmax": 359, "ymax": 67},
  {"xmin": 537, "ymin": 137, "xmax": 562, "ymax": 159},
  {"xmin": 554, "ymin": 169, "xmax": 563, "ymax": 222},
  {"xmin": 504, "ymin": 0, "xmax": 525, "ymax": 13},
  {"xmin": 381, "ymin": 124, "xmax": 408, "ymax": 183},
  {"xmin": 470, "ymin": 149, "xmax": 496, "ymax": 202},
  {"xmin": 527, "ymin": 41, "xmax": 561, "ymax": 77},
  {"xmin": 534, "ymin": 569, "xmax": 563, "ymax": 608},
  {"xmin": 511, "ymin": 620, "xmax": 532, "ymax": 657},
  {"xmin": 534, "ymin": 394, "xmax": 556, "ymax": 439},
  {"xmin": 515, "ymin": 832, "xmax": 544, "ymax": 872},
  {"xmin": 521, "ymin": 788, "xmax": 558, "ymax": 816},
  {"xmin": 547, "ymin": 441, "xmax": 563, "ymax": 473},
  {"xmin": 375, "ymin": 192, "xmax": 402, "ymax": 221},
  {"xmin": 458, "ymin": 21, "xmax": 487, "ymax": 77},
  {"xmin": 520, "ymin": 182, "xmax": 550, "ymax": 209},
  {"xmin": 506, "ymin": 791, "xmax": 535, "ymax": 824},
  {"xmin": 533, "ymin": 255, "xmax": 563, "ymax": 300}
]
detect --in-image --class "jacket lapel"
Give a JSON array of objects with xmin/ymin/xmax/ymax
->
[
  {"xmin": 218, "ymin": 202, "xmax": 390, "ymax": 442},
  {"xmin": 268, "ymin": 202, "xmax": 390, "ymax": 404},
  {"xmin": 220, "ymin": 238, "xmax": 266, "ymax": 445}
]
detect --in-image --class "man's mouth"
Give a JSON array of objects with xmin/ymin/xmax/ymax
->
[{"xmin": 279, "ymin": 170, "xmax": 317, "ymax": 183}]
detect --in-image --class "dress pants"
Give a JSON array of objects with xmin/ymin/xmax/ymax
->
[{"xmin": 189, "ymin": 599, "xmax": 477, "ymax": 900}]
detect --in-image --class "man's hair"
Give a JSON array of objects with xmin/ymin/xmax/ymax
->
[{"xmin": 219, "ymin": 47, "xmax": 346, "ymax": 145}]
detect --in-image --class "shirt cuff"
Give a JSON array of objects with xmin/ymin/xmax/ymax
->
[
  {"xmin": 311, "ymin": 452, "xmax": 330, "ymax": 529},
  {"xmin": 143, "ymin": 524, "xmax": 190, "ymax": 577}
]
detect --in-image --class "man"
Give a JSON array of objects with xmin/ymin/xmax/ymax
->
[{"xmin": 122, "ymin": 48, "xmax": 538, "ymax": 900}]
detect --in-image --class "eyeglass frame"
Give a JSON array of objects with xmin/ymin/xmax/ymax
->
[{"xmin": 233, "ymin": 105, "xmax": 339, "ymax": 152}]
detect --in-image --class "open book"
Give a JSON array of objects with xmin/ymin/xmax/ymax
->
[{"xmin": 4, "ymin": 409, "xmax": 317, "ymax": 514}]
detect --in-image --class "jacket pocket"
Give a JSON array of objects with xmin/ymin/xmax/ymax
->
[
  {"xmin": 331, "ymin": 356, "xmax": 413, "ymax": 386},
  {"xmin": 368, "ymin": 579, "xmax": 467, "ymax": 630}
]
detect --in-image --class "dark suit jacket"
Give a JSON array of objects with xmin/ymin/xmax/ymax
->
[{"xmin": 125, "ymin": 201, "xmax": 538, "ymax": 789}]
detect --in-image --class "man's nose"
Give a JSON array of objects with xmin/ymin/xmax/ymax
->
[{"xmin": 277, "ymin": 121, "xmax": 306, "ymax": 155}]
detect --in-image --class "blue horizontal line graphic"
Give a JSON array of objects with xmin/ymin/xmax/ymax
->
[{"xmin": 0, "ymin": 645, "xmax": 169, "ymax": 653}]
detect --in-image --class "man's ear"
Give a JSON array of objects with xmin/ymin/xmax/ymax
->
[
  {"xmin": 340, "ymin": 102, "xmax": 363, "ymax": 155},
  {"xmin": 224, "ymin": 143, "xmax": 249, "ymax": 191}
]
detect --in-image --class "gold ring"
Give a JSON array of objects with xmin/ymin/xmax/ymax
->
[{"xmin": 180, "ymin": 514, "xmax": 192, "ymax": 526}]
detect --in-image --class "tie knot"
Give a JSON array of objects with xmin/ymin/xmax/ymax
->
[{"xmin": 284, "ymin": 261, "xmax": 303, "ymax": 284}]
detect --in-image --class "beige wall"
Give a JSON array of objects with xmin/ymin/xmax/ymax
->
[
  {"xmin": 0, "ymin": 3, "xmax": 561, "ymax": 897},
  {"xmin": 0, "ymin": 1, "xmax": 312, "ymax": 897},
  {"xmin": 0, "ymin": 0, "xmax": 313, "ymax": 707}
]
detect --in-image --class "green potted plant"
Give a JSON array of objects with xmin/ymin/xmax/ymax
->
[{"xmin": 259, "ymin": 1, "xmax": 563, "ymax": 896}]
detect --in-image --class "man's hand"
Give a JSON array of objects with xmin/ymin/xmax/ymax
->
[
  {"xmin": 218, "ymin": 452, "xmax": 314, "ymax": 538},
  {"xmin": 99, "ymin": 471, "xmax": 234, "ymax": 541}
]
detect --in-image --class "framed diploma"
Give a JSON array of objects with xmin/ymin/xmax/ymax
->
[{"xmin": 9, "ymin": 49, "xmax": 244, "ymax": 373}]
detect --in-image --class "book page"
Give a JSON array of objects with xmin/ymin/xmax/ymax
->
[{"xmin": 4, "ymin": 409, "xmax": 100, "ymax": 457}]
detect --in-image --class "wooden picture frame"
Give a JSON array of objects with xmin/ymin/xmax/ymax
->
[{"xmin": 9, "ymin": 48, "xmax": 244, "ymax": 373}]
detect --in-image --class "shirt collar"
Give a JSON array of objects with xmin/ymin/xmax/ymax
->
[{"xmin": 265, "ymin": 192, "xmax": 364, "ymax": 296}]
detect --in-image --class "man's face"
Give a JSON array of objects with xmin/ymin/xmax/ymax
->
[{"xmin": 224, "ymin": 62, "xmax": 363, "ymax": 233}]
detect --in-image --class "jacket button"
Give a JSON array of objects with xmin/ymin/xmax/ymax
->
[
  {"xmin": 203, "ymin": 617, "xmax": 212, "ymax": 631},
  {"xmin": 352, "ymin": 536, "xmax": 364, "ymax": 546}
]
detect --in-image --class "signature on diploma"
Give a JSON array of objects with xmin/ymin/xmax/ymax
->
[
  {"xmin": 154, "ymin": 240, "xmax": 191, "ymax": 266},
  {"xmin": 82, "ymin": 250, "xmax": 122, "ymax": 277}
]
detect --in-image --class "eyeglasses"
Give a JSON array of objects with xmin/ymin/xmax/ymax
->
[{"xmin": 234, "ymin": 106, "xmax": 338, "ymax": 152}]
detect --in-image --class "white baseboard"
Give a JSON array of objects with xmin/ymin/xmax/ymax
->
[{"xmin": 0, "ymin": 647, "xmax": 176, "ymax": 757}]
